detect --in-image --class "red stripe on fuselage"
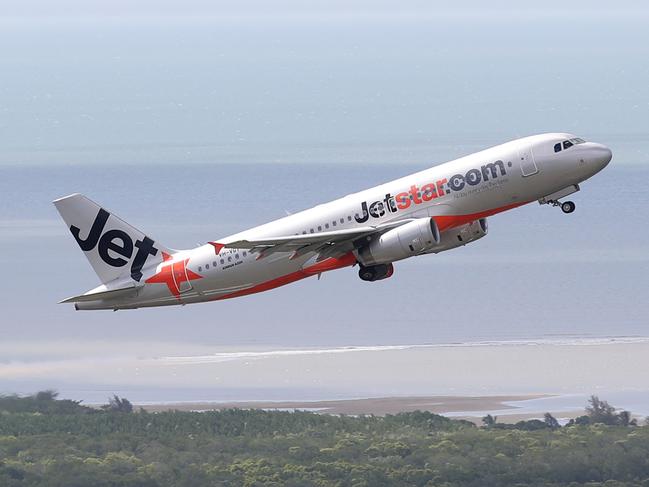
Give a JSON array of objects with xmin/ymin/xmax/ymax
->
[
  {"xmin": 434, "ymin": 201, "xmax": 529, "ymax": 231},
  {"xmin": 214, "ymin": 252, "xmax": 357, "ymax": 301}
]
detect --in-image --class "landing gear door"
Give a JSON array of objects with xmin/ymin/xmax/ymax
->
[{"xmin": 518, "ymin": 144, "xmax": 538, "ymax": 177}]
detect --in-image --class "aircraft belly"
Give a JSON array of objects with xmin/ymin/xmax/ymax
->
[{"xmin": 196, "ymin": 254, "xmax": 306, "ymax": 300}]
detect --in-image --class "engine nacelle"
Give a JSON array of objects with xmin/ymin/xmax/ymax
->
[
  {"xmin": 425, "ymin": 218, "xmax": 488, "ymax": 254},
  {"xmin": 357, "ymin": 217, "xmax": 440, "ymax": 266}
]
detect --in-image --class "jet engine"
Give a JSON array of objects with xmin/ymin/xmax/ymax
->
[
  {"xmin": 424, "ymin": 218, "xmax": 488, "ymax": 254},
  {"xmin": 356, "ymin": 217, "xmax": 440, "ymax": 266}
]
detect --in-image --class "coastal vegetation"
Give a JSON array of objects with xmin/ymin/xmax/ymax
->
[{"xmin": 0, "ymin": 392, "xmax": 648, "ymax": 486}]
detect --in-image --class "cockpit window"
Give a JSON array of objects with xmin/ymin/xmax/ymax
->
[{"xmin": 556, "ymin": 138, "xmax": 585, "ymax": 153}]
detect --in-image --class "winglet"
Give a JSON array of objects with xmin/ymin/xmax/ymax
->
[{"xmin": 209, "ymin": 242, "xmax": 225, "ymax": 254}]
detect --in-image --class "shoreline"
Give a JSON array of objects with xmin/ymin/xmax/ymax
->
[
  {"xmin": 139, "ymin": 394, "xmax": 558, "ymax": 419},
  {"xmin": 8, "ymin": 338, "xmax": 649, "ymax": 421}
]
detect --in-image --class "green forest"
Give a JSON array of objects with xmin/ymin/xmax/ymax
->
[{"xmin": 1, "ymin": 392, "xmax": 648, "ymax": 486}]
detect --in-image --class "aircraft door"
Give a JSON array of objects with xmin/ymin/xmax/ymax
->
[
  {"xmin": 518, "ymin": 144, "xmax": 539, "ymax": 177},
  {"xmin": 172, "ymin": 260, "xmax": 193, "ymax": 294}
]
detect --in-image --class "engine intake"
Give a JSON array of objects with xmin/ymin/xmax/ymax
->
[{"xmin": 357, "ymin": 217, "xmax": 440, "ymax": 266}]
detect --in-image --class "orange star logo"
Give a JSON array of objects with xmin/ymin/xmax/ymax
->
[{"xmin": 145, "ymin": 252, "xmax": 202, "ymax": 299}]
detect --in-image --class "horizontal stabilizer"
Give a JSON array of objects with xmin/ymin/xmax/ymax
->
[{"xmin": 59, "ymin": 283, "xmax": 139, "ymax": 304}]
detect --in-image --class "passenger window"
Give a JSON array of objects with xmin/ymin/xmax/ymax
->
[
  {"xmin": 205, "ymin": 264, "xmax": 209, "ymax": 269},
  {"xmin": 243, "ymin": 252, "xmax": 247, "ymax": 257},
  {"xmin": 318, "ymin": 225, "xmax": 322, "ymax": 231},
  {"xmin": 213, "ymin": 261, "xmax": 217, "ymax": 267},
  {"xmin": 325, "ymin": 223, "xmax": 329, "ymax": 229},
  {"xmin": 228, "ymin": 257, "xmax": 232, "ymax": 262},
  {"xmin": 220, "ymin": 259, "xmax": 224, "ymax": 264},
  {"xmin": 340, "ymin": 218, "xmax": 344, "ymax": 224},
  {"xmin": 554, "ymin": 143, "xmax": 562, "ymax": 153},
  {"xmin": 563, "ymin": 140, "xmax": 573, "ymax": 150},
  {"xmin": 310, "ymin": 229, "xmax": 314, "ymax": 233},
  {"xmin": 332, "ymin": 221, "xmax": 336, "ymax": 226},
  {"xmin": 198, "ymin": 266, "xmax": 202, "ymax": 271},
  {"xmin": 347, "ymin": 216, "xmax": 352, "ymax": 221}
]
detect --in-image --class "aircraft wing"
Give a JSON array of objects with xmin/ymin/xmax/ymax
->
[{"xmin": 210, "ymin": 220, "xmax": 413, "ymax": 261}]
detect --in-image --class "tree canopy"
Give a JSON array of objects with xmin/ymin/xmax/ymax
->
[{"xmin": 0, "ymin": 391, "xmax": 647, "ymax": 487}]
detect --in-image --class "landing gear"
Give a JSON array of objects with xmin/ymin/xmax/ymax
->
[
  {"xmin": 539, "ymin": 185, "xmax": 580, "ymax": 214},
  {"xmin": 544, "ymin": 199, "xmax": 576, "ymax": 214},
  {"xmin": 560, "ymin": 201, "xmax": 576, "ymax": 214},
  {"xmin": 359, "ymin": 266, "xmax": 376, "ymax": 282},
  {"xmin": 358, "ymin": 263, "xmax": 394, "ymax": 282}
]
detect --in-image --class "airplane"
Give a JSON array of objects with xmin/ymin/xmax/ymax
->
[{"xmin": 54, "ymin": 133, "xmax": 612, "ymax": 310}]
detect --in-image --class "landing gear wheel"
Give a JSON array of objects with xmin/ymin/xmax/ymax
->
[
  {"xmin": 359, "ymin": 266, "xmax": 376, "ymax": 282},
  {"xmin": 358, "ymin": 263, "xmax": 394, "ymax": 282},
  {"xmin": 561, "ymin": 201, "xmax": 576, "ymax": 214}
]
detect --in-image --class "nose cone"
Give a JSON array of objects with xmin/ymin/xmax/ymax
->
[{"xmin": 590, "ymin": 143, "xmax": 613, "ymax": 170}]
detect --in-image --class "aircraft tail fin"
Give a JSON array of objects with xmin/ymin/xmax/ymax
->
[{"xmin": 53, "ymin": 193, "xmax": 173, "ymax": 284}]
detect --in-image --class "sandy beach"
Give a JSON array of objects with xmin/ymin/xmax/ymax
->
[{"xmin": 140, "ymin": 394, "xmax": 547, "ymax": 416}]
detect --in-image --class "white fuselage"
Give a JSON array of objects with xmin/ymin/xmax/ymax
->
[{"xmin": 74, "ymin": 133, "xmax": 612, "ymax": 310}]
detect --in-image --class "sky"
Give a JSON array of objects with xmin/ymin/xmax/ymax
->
[
  {"xmin": 0, "ymin": 1, "xmax": 648, "ymax": 401},
  {"xmin": 1, "ymin": 0, "xmax": 649, "ymax": 166}
]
